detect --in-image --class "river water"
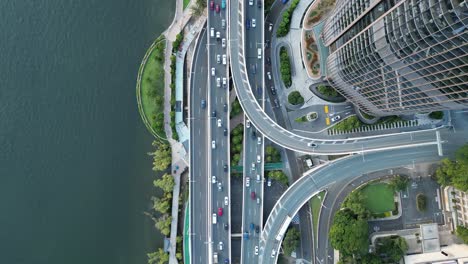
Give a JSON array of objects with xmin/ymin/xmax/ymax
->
[{"xmin": 0, "ymin": 0, "xmax": 175, "ymax": 263}]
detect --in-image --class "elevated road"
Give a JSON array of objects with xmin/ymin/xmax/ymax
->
[{"xmin": 228, "ymin": 0, "xmax": 442, "ymax": 155}]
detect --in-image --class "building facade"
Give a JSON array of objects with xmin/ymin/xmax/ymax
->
[{"xmin": 323, "ymin": 0, "xmax": 468, "ymax": 116}]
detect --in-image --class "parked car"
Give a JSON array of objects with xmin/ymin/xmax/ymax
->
[
  {"xmin": 217, "ymin": 119, "xmax": 222, "ymax": 127},
  {"xmin": 217, "ymin": 54, "xmax": 221, "ymax": 63},
  {"xmin": 221, "ymin": 0, "xmax": 226, "ymax": 9},
  {"xmin": 257, "ymin": 137, "xmax": 262, "ymax": 145},
  {"xmin": 212, "ymin": 140, "xmax": 216, "ymax": 149},
  {"xmin": 268, "ymin": 23, "xmax": 273, "ymax": 31},
  {"xmin": 273, "ymin": 98, "xmax": 280, "ymax": 108},
  {"xmin": 211, "ymin": 67, "xmax": 215, "ymax": 76},
  {"xmin": 222, "ymin": 38, "xmax": 226, "ymax": 48}
]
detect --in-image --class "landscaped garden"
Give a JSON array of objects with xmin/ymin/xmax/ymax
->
[
  {"xmin": 276, "ymin": 0, "xmax": 301, "ymax": 37},
  {"xmin": 230, "ymin": 98, "xmax": 242, "ymax": 118},
  {"xmin": 279, "ymin": 47, "xmax": 292, "ymax": 87},
  {"xmin": 304, "ymin": 0, "xmax": 336, "ymax": 28},
  {"xmin": 230, "ymin": 124, "xmax": 244, "ymax": 165},
  {"xmin": 288, "ymin": 91, "xmax": 304, "ymax": 105},
  {"xmin": 304, "ymin": 31, "xmax": 320, "ymax": 77},
  {"xmin": 361, "ymin": 183, "xmax": 395, "ymax": 214}
]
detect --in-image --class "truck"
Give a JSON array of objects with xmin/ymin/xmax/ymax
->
[
  {"xmin": 275, "ymin": 215, "xmax": 292, "ymax": 241},
  {"xmin": 213, "ymin": 252, "xmax": 218, "ymax": 263}
]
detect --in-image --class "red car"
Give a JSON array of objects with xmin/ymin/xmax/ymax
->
[
  {"xmin": 218, "ymin": 207, "xmax": 223, "ymax": 216},
  {"xmin": 215, "ymin": 4, "xmax": 220, "ymax": 13},
  {"xmin": 210, "ymin": 0, "xmax": 214, "ymax": 10},
  {"xmin": 251, "ymin": 191, "xmax": 256, "ymax": 200}
]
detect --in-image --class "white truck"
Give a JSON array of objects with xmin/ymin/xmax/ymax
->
[{"xmin": 213, "ymin": 252, "xmax": 218, "ymax": 263}]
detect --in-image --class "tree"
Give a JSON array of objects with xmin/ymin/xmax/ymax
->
[
  {"xmin": 155, "ymin": 215, "xmax": 172, "ymax": 236},
  {"xmin": 153, "ymin": 173, "xmax": 175, "ymax": 193},
  {"xmin": 282, "ymin": 227, "xmax": 300, "ymax": 256},
  {"xmin": 152, "ymin": 197, "xmax": 171, "ymax": 214},
  {"xmin": 343, "ymin": 191, "xmax": 369, "ymax": 219},
  {"xmin": 149, "ymin": 141, "xmax": 172, "ymax": 171},
  {"xmin": 147, "ymin": 248, "xmax": 169, "ymax": 264},
  {"xmin": 265, "ymin": 145, "xmax": 281, "ymax": 163},
  {"xmin": 268, "ymin": 170, "xmax": 289, "ymax": 185},
  {"xmin": 389, "ymin": 175, "xmax": 409, "ymax": 192},
  {"xmin": 288, "ymin": 91, "xmax": 304, "ymax": 105},
  {"xmin": 456, "ymin": 226, "xmax": 468, "ymax": 244},
  {"xmin": 329, "ymin": 208, "xmax": 369, "ymax": 256},
  {"xmin": 317, "ymin": 85, "xmax": 338, "ymax": 97},
  {"xmin": 375, "ymin": 236, "xmax": 408, "ymax": 263},
  {"xmin": 361, "ymin": 254, "xmax": 382, "ymax": 264},
  {"xmin": 435, "ymin": 144, "xmax": 468, "ymax": 191}
]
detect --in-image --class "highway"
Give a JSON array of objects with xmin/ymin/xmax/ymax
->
[
  {"xmin": 207, "ymin": 1, "xmax": 231, "ymax": 263},
  {"xmin": 240, "ymin": 0, "xmax": 265, "ymax": 263},
  {"xmin": 228, "ymin": 0, "xmax": 443, "ymax": 155},
  {"xmin": 189, "ymin": 27, "xmax": 210, "ymax": 264}
]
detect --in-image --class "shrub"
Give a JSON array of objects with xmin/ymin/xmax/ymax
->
[
  {"xmin": 416, "ymin": 194, "xmax": 427, "ymax": 211},
  {"xmin": 333, "ymin": 116, "xmax": 363, "ymax": 131},
  {"xmin": 429, "ymin": 111, "xmax": 444, "ymax": 120},
  {"xmin": 268, "ymin": 170, "xmax": 289, "ymax": 185},
  {"xmin": 317, "ymin": 85, "xmax": 338, "ymax": 97},
  {"xmin": 276, "ymin": 0, "xmax": 301, "ymax": 37},
  {"xmin": 279, "ymin": 47, "xmax": 292, "ymax": 87},
  {"xmin": 288, "ymin": 91, "xmax": 304, "ymax": 105}
]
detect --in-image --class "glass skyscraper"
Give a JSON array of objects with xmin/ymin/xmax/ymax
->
[{"xmin": 323, "ymin": 0, "xmax": 468, "ymax": 116}]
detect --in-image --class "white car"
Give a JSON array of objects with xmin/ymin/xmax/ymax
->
[
  {"xmin": 222, "ymin": 77, "xmax": 227, "ymax": 87},
  {"xmin": 267, "ymin": 71, "xmax": 272, "ymax": 80},
  {"xmin": 255, "ymin": 246, "xmax": 259, "ymax": 255},
  {"xmin": 210, "ymin": 27, "xmax": 215, "ymax": 37},
  {"xmin": 256, "ymin": 155, "xmax": 261, "ymax": 163},
  {"xmin": 257, "ymin": 48, "xmax": 262, "ymax": 59},
  {"xmin": 246, "ymin": 119, "xmax": 251, "ymax": 128},
  {"xmin": 222, "ymin": 38, "xmax": 226, "ymax": 48},
  {"xmin": 268, "ymin": 23, "xmax": 273, "ymax": 31},
  {"xmin": 252, "ymin": 18, "xmax": 256, "ymax": 28},
  {"xmin": 211, "ymin": 67, "xmax": 215, "ymax": 76},
  {"xmin": 249, "ymin": 0, "xmax": 254, "ymax": 5},
  {"xmin": 222, "ymin": 54, "xmax": 227, "ymax": 65},
  {"xmin": 271, "ymin": 250, "xmax": 276, "ymax": 258},
  {"xmin": 267, "ymin": 178, "xmax": 272, "ymax": 187},
  {"xmin": 224, "ymin": 196, "xmax": 229, "ymax": 206},
  {"xmin": 257, "ymin": 137, "xmax": 262, "ymax": 145},
  {"xmin": 212, "ymin": 213, "xmax": 217, "ymax": 224},
  {"xmin": 256, "ymin": 174, "xmax": 261, "ymax": 182},
  {"xmin": 246, "ymin": 177, "xmax": 250, "ymax": 187},
  {"xmin": 217, "ymin": 119, "xmax": 222, "ymax": 127},
  {"xmin": 218, "ymin": 182, "xmax": 222, "ymax": 191},
  {"xmin": 212, "ymin": 140, "xmax": 216, "ymax": 149},
  {"xmin": 217, "ymin": 54, "xmax": 221, "ymax": 63},
  {"xmin": 307, "ymin": 142, "xmax": 318, "ymax": 148},
  {"xmin": 216, "ymin": 77, "xmax": 221, "ymax": 87},
  {"xmin": 331, "ymin": 115, "xmax": 341, "ymax": 122},
  {"xmin": 219, "ymin": 241, "xmax": 223, "ymax": 251},
  {"xmin": 251, "ymin": 162, "xmax": 256, "ymax": 171},
  {"xmin": 212, "ymin": 175, "xmax": 217, "ymax": 184},
  {"xmin": 216, "ymin": 31, "xmax": 221, "ymax": 39}
]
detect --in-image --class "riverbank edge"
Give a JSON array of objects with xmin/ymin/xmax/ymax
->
[{"xmin": 136, "ymin": 36, "xmax": 168, "ymax": 141}]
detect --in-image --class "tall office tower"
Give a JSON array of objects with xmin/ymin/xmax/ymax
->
[{"xmin": 322, "ymin": 0, "xmax": 468, "ymax": 116}]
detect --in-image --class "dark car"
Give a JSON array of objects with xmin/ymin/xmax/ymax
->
[
  {"xmin": 223, "ymin": 103, "xmax": 227, "ymax": 112},
  {"xmin": 250, "ymin": 222, "xmax": 255, "ymax": 230},
  {"xmin": 251, "ymin": 64, "xmax": 256, "ymax": 74},
  {"xmin": 251, "ymin": 191, "xmax": 256, "ymax": 200},
  {"xmin": 257, "ymin": 86, "xmax": 262, "ymax": 96},
  {"xmin": 270, "ymin": 86, "xmax": 276, "ymax": 95},
  {"xmin": 224, "ymin": 223, "xmax": 229, "ymax": 230},
  {"xmin": 255, "ymin": 225, "xmax": 260, "ymax": 233},
  {"xmin": 223, "ymin": 164, "xmax": 228, "ymax": 172},
  {"xmin": 257, "ymin": 0, "xmax": 262, "ymax": 8},
  {"xmin": 224, "ymin": 258, "xmax": 230, "ymax": 264},
  {"xmin": 274, "ymin": 98, "xmax": 280, "ymax": 108},
  {"xmin": 201, "ymin": 99, "xmax": 206, "ymax": 109},
  {"xmin": 246, "ymin": 19, "xmax": 251, "ymax": 29},
  {"xmin": 212, "ymin": 111, "xmax": 217, "ymax": 117},
  {"xmin": 224, "ymin": 128, "xmax": 228, "ymax": 136},
  {"xmin": 251, "ymin": 130, "xmax": 257, "ymax": 139},
  {"xmin": 266, "ymin": 57, "xmax": 271, "ymax": 65}
]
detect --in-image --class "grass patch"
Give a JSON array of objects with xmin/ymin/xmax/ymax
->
[
  {"xmin": 361, "ymin": 183, "xmax": 395, "ymax": 214},
  {"xmin": 429, "ymin": 111, "xmax": 444, "ymax": 120},
  {"xmin": 332, "ymin": 116, "xmax": 363, "ymax": 131},
  {"xmin": 310, "ymin": 191, "xmax": 325, "ymax": 243},
  {"xmin": 183, "ymin": 0, "xmax": 190, "ymax": 9},
  {"xmin": 140, "ymin": 36, "xmax": 167, "ymax": 139},
  {"xmin": 295, "ymin": 115, "xmax": 308, "ymax": 123}
]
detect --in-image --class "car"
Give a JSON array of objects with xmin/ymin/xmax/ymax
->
[
  {"xmin": 201, "ymin": 99, "xmax": 206, "ymax": 109},
  {"xmin": 271, "ymin": 250, "xmax": 277, "ymax": 258},
  {"xmin": 221, "ymin": 19, "xmax": 226, "ymax": 29},
  {"xmin": 267, "ymin": 71, "xmax": 272, "ymax": 80},
  {"xmin": 255, "ymin": 225, "xmax": 260, "ymax": 233},
  {"xmin": 251, "ymin": 162, "xmax": 256, "ymax": 171},
  {"xmin": 212, "ymin": 175, "xmax": 217, "ymax": 184},
  {"xmin": 246, "ymin": 119, "xmax": 251, "ymax": 128},
  {"xmin": 256, "ymin": 155, "xmax": 261, "ymax": 163},
  {"xmin": 251, "ymin": 63, "xmax": 257, "ymax": 74},
  {"xmin": 257, "ymin": 0, "xmax": 262, "ymax": 8},
  {"xmin": 246, "ymin": 19, "xmax": 251, "ymax": 29},
  {"xmin": 257, "ymin": 137, "xmax": 262, "ymax": 145},
  {"xmin": 216, "ymin": 77, "xmax": 221, "ymax": 87},
  {"xmin": 218, "ymin": 182, "xmax": 223, "ymax": 191},
  {"xmin": 268, "ymin": 23, "xmax": 273, "ymax": 31},
  {"xmin": 307, "ymin": 142, "xmax": 318, "ymax": 147},
  {"xmin": 257, "ymin": 197, "xmax": 260, "ymax": 204},
  {"xmin": 212, "ymin": 140, "xmax": 216, "ymax": 149},
  {"xmin": 256, "ymin": 174, "xmax": 261, "ymax": 181},
  {"xmin": 246, "ymin": 177, "xmax": 250, "ymax": 187},
  {"xmin": 252, "ymin": 18, "xmax": 256, "ymax": 28},
  {"xmin": 257, "ymin": 48, "xmax": 262, "ymax": 59},
  {"xmin": 218, "ymin": 207, "xmax": 223, "ymax": 216},
  {"xmin": 256, "ymin": 86, "xmax": 262, "ymax": 96},
  {"xmin": 251, "ymin": 130, "xmax": 257, "ymax": 139},
  {"xmin": 331, "ymin": 115, "xmax": 341, "ymax": 122},
  {"xmin": 255, "ymin": 246, "xmax": 259, "ymax": 255},
  {"xmin": 282, "ymin": 0, "xmax": 289, "ymax": 3},
  {"xmin": 222, "ymin": 77, "xmax": 227, "ymax": 87},
  {"xmin": 212, "ymin": 213, "xmax": 217, "ymax": 224},
  {"xmin": 249, "ymin": 0, "xmax": 254, "ymax": 5},
  {"xmin": 244, "ymin": 230, "xmax": 249, "ymax": 240},
  {"xmin": 212, "ymin": 111, "xmax": 217, "ymax": 117},
  {"xmin": 219, "ymin": 241, "xmax": 224, "ymax": 251},
  {"xmin": 210, "ymin": 27, "xmax": 215, "ymax": 37},
  {"xmin": 224, "ymin": 128, "xmax": 228, "ymax": 136},
  {"xmin": 273, "ymin": 98, "xmax": 280, "ymax": 108},
  {"xmin": 222, "ymin": 54, "xmax": 227, "ymax": 65},
  {"xmin": 221, "ymin": 0, "xmax": 226, "ymax": 9},
  {"xmin": 217, "ymin": 119, "xmax": 222, "ymax": 127},
  {"xmin": 223, "ymin": 103, "xmax": 227, "ymax": 112},
  {"xmin": 266, "ymin": 57, "xmax": 271, "ymax": 65},
  {"xmin": 210, "ymin": 0, "xmax": 214, "ymax": 10},
  {"xmin": 223, "ymin": 164, "xmax": 228, "ymax": 172},
  {"xmin": 211, "ymin": 67, "xmax": 215, "ymax": 76},
  {"xmin": 224, "ymin": 258, "xmax": 229, "ymax": 264},
  {"xmin": 222, "ymin": 38, "xmax": 226, "ymax": 48},
  {"xmin": 224, "ymin": 196, "xmax": 229, "ymax": 206},
  {"xmin": 251, "ymin": 191, "xmax": 256, "ymax": 200},
  {"xmin": 215, "ymin": 4, "xmax": 220, "ymax": 13},
  {"xmin": 250, "ymin": 223, "xmax": 255, "ymax": 230},
  {"xmin": 270, "ymin": 86, "xmax": 276, "ymax": 95},
  {"xmin": 217, "ymin": 54, "xmax": 221, "ymax": 63},
  {"xmin": 224, "ymin": 223, "xmax": 229, "ymax": 230},
  {"xmin": 216, "ymin": 31, "xmax": 221, "ymax": 39},
  {"xmin": 267, "ymin": 178, "xmax": 272, "ymax": 187}
]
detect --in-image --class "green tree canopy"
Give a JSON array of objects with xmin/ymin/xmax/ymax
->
[
  {"xmin": 375, "ymin": 236, "xmax": 408, "ymax": 263},
  {"xmin": 282, "ymin": 227, "xmax": 300, "ymax": 256},
  {"xmin": 456, "ymin": 225, "xmax": 468, "ymax": 244},
  {"xmin": 147, "ymin": 248, "xmax": 169, "ymax": 264},
  {"xmin": 288, "ymin": 91, "xmax": 304, "ymax": 105},
  {"xmin": 155, "ymin": 215, "xmax": 172, "ymax": 236},
  {"xmin": 149, "ymin": 141, "xmax": 172, "ymax": 171},
  {"xmin": 343, "ymin": 190, "xmax": 369, "ymax": 219},
  {"xmin": 153, "ymin": 173, "xmax": 175, "ymax": 193},
  {"xmin": 329, "ymin": 208, "xmax": 369, "ymax": 256},
  {"xmin": 268, "ymin": 170, "xmax": 289, "ymax": 185},
  {"xmin": 152, "ymin": 197, "xmax": 171, "ymax": 214},
  {"xmin": 389, "ymin": 175, "xmax": 409, "ymax": 192},
  {"xmin": 435, "ymin": 144, "xmax": 468, "ymax": 191}
]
